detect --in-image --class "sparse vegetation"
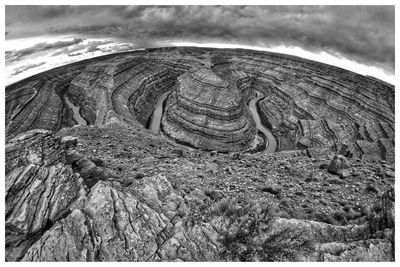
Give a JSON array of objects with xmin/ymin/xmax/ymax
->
[
  {"xmin": 332, "ymin": 211, "xmax": 349, "ymax": 225},
  {"xmin": 210, "ymin": 198, "xmax": 312, "ymax": 261},
  {"xmin": 261, "ymin": 185, "xmax": 281, "ymax": 196},
  {"xmin": 315, "ymin": 212, "xmax": 336, "ymax": 225},
  {"xmin": 366, "ymin": 184, "xmax": 379, "ymax": 194},
  {"xmin": 4, "ymin": 43, "xmax": 395, "ymax": 262}
]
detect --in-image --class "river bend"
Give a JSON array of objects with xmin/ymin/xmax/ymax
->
[{"xmin": 149, "ymin": 90, "xmax": 277, "ymax": 153}]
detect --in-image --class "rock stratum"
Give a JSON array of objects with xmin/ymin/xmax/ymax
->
[
  {"xmin": 6, "ymin": 47, "xmax": 394, "ymax": 158},
  {"xmin": 162, "ymin": 67, "xmax": 256, "ymax": 152},
  {"xmin": 5, "ymin": 47, "xmax": 395, "ymax": 262}
]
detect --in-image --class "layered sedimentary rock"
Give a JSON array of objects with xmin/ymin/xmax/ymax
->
[
  {"xmin": 5, "ymin": 131, "xmax": 223, "ymax": 261},
  {"xmin": 5, "ymin": 47, "xmax": 395, "ymax": 160},
  {"xmin": 5, "ymin": 130, "xmax": 88, "ymax": 261},
  {"xmin": 162, "ymin": 67, "xmax": 256, "ymax": 152}
]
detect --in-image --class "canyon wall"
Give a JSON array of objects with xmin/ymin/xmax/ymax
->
[{"xmin": 6, "ymin": 47, "xmax": 395, "ymax": 160}]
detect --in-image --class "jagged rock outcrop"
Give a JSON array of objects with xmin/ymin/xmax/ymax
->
[
  {"xmin": 6, "ymin": 130, "xmax": 222, "ymax": 261},
  {"xmin": 328, "ymin": 155, "xmax": 350, "ymax": 176},
  {"xmin": 5, "ymin": 130, "xmax": 88, "ymax": 261},
  {"xmin": 64, "ymin": 141, "xmax": 109, "ymax": 188},
  {"xmin": 5, "ymin": 130, "xmax": 395, "ymax": 262},
  {"xmin": 21, "ymin": 176, "xmax": 221, "ymax": 261},
  {"xmin": 5, "ymin": 47, "xmax": 394, "ymax": 159}
]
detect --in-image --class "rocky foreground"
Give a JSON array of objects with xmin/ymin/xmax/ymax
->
[{"xmin": 5, "ymin": 124, "xmax": 394, "ymax": 261}]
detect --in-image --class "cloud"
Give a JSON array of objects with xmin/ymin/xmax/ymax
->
[
  {"xmin": 68, "ymin": 52, "xmax": 83, "ymax": 57},
  {"xmin": 99, "ymin": 43, "xmax": 137, "ymax": 53},
  {"xmin": 6, "ymin": 38, "xmax": 83, "ymax": 63},
  {"xmin": 5, "ymin": 36, "xmax": 146, "ymax": 85},
  {"xmin": 11, "ymin": 61, "xmax": 46, "ymax": 76},
  {"xmin": 5, "ymin": 6, "xmax": 394, "ymax": 73},
  {"xmin": 85, "ymin": 40, "xmax": 114, "ymax": 52},
  {"xmin": 49, "ymin": 40, "xmax": 113, "ymax": 56}
]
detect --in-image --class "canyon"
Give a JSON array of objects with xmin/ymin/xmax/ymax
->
[
  {"xmin": 5, "ymin": 47, "xmax": 395, "ymax": 261},
  {"xmin": 6, "ymin": 47, "xmax": 394, "ymax": 160}
]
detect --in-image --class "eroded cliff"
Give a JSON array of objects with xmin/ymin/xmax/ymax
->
[{"xmin": 6, "ymin": 47, "xmax": 395, "ymax": 160}]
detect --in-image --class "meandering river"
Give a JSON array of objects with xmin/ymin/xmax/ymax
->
[
  {"xmin": 149, "ymin": 90, "xmax": 277, "ymax": 153},
  {"xmin": 150, "ymin": 91, "xmax": 170, "ymax": 134},
  {"xmin": 248, "ymin": 91, "xmax": 277, "ymax": 153},
  {"xmin": 64, "ymin": 95, "xmax": 87, "ymax": 126}
]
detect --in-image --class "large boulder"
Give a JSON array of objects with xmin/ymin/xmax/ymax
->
[{"xmin": 328, "ymin": 155, "xmax": 350, "ymax": 176}]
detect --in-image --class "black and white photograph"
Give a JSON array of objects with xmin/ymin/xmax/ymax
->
[{"xmin": 3, "ymin": 1, "xmax": 396, "ymax": 262}]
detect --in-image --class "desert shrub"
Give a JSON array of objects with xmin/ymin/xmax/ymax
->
[
  {"xmin": 315, "ymin": 211, "xmax": 350, "ymax": 226},
  {"xmin": 211, "ymin": 197, "xmax": 255, "ymax": 219},
  {"xmin": 315, "ymin": 212, "xmax": 336, "ymax": 225},
  {"xmin": 182, "ymin": 196, "xmax": 213, "ymax": 229},
  {"xmin": 319, "ymin": 163, "xmax": 329, "ymax": 169},
  {"xmin": 343, "ymin": 205, "xmax": 350, "ymax": 212},
  {"xmin": 182, "ymin": 196, "xmax": 315, "ymax": 261},
  {"xmin": 365, "ymin": 184, "xmax": 379, "ymax": 194},
  {"xmin": 261, "ymin": 185, "xmax": 281, "ymax": 196},
  {"xmin": 332, "ymin": 211, "xmax": 349, "ymax": 225},
  {"xmin": 133, "ymin": 172, "xmax": 145, "ymax": 179},
  {"xmin": 359, "ymin": 205, "xmax": 370, "ymax": 217},
  {"xmin": 345, "ymin": 208, "xmax": 361, "ymax": 221},
  {"xmin": 305, "ymin": 176, "xmax": 318, "ymax": 182},
  {"xmin": 113, "ymin": 151, "xmax": 132, "ymax": 158},
  {"xmin": 216, "ymin": 198, "xmax": 312, "ymax": 261},
  {"xmin": 204, "ymin": 189, "xmax": 224, "ymax": 201},
  {"xmin": 260, "ymin": 228, "xmax": 313, "ymax": 261},
  {"xmin": 217, "ymin": 199, "xmax": 275, "ymax": 261}
]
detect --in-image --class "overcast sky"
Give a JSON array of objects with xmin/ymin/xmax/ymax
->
[{"xmin": 5, "ymin": 5, "xmax": 395, "ymax": 84}]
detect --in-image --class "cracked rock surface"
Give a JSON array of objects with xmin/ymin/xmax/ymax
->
[{"xmin": 5, "ymin": 128, "xmax": 395, "ymax": 261}]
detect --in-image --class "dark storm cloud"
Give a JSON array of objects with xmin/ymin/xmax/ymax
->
[
  {"xmin": 6, "ymin": 38, "xmax": 83, "ymax": 63},
  {"xmin": 5, "ymin": 6, "xmax": 394, "ymax": 73}
]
